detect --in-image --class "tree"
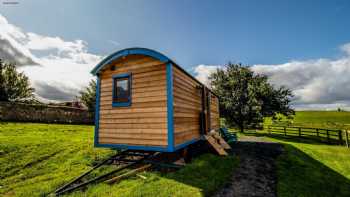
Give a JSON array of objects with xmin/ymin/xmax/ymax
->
[
  {"xmin": 0, "ymin": 59, "xmax": 34, "ymax": 102},
  {"xmin": 79, "ymin": 79, "xmax": 96, "ymax": 112},
  {"xmin": 210, "ymin": 62, "xmax": 294, "ymax": 132}
]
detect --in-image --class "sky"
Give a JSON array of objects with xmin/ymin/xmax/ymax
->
[{"xmin": 0, "ymin": 0, "xmax": 350, "ymax": 110}]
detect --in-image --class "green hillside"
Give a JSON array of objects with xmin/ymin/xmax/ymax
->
[
  {"xmin": 294, "ymin": 111, "xmax": 350, "ymax": 124},
  {"xmin": 266, "ymin": 111, "xmax": 350, "ymax": 129}
]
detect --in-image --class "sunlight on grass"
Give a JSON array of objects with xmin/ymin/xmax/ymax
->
[
  {"xmin": 260, "ymin": 134, "xmax": 350, "ymax": 197},
  {"xmin": 0, "ymin": 122, "xmax": 238, "ymax": 197},
  {"xmin": 264, "ymin": 111, "xmax": 350, "ymax": 129}
]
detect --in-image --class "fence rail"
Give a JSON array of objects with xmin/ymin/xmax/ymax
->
[{"xmin": 267, "ymin": 125, "xmax": 349, "ymax": 146}]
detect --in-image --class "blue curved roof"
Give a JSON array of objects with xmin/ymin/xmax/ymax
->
[{"xmin": 91, "ymin": 48, "xmax": 173, "ymax": 75}]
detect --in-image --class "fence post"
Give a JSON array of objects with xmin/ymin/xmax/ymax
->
[
  {"xmin": 298, "ymin": 127, "xmax": 301, "ymax": 137},
  {"xmin": 345, "ymin": 130, "xmax": 349, "ymax": 148},
  {"xmin": 338, "ymin": 130, "xmax": 343, "ymax": 145},
  {"xmin": 284, "ymin": 126, "xmax": 287, "ymax": 136},
  {"xmin": 316, "ymin": 128, "xmax": 319, "ymax": 137},
  {"xmin": 326, "ymin": 129, "xmax": 330, "ymax": 144}
]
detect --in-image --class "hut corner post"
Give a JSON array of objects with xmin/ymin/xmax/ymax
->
[
  {"xmin": 94, "ymin": 76, "xmax": 101, "ymax": 147},
  {"xmin": 166, "ymin": 62, "xmax": 175, "ymax": 152}
]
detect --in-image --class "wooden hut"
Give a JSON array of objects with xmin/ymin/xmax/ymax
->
[{"xmin": 91, "ymin": 48, "xmax": 220, "ymax": 152}]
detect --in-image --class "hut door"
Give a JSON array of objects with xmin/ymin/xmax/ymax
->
[{"xmin": 200, "ymin": 87, "xmax": 211, "ymax": 135}]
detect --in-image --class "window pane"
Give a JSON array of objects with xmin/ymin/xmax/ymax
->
[{"xmin": 115, "ymin": 77, "xmax": 129, "ymax": 101}]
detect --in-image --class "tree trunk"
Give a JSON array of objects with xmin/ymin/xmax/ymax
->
[{"xmin": 239, "ymin": 124, "xmax": 244, "ymax": 133}]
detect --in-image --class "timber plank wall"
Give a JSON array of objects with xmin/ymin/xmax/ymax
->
[
  {"xmin": 173, "ymin": 66, "xmax": 202, "ymax": 146},
  {"xmin": 210, "ymin": 94, "xmax": 220, "ymax": 130},
  {"xmin": 98, "ymin": 55, "xmax": 168, "ymax": 147}
]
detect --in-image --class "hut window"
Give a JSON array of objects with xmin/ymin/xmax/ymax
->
[{"xmin": 112, "ymin": 73, "xmax": 131, "ymax": 107}]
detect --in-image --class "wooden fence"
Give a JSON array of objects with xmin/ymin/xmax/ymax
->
[{"xmin": 267, "ymin": 125, "xmax": 349, "ymax": 146}]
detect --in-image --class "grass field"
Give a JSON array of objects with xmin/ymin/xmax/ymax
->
[
  {"xmin": 271, "ymin": 111, "xmax": 350, "ymax": 196},
  {"xmin": 293, "ymin": 111, "xmax": 350, "ymax": 124},
  {"xmin": 262, "ymin": 135, "xmax": 350, "ymax": 197},
  {"xmin": 2, "ymin": 110, "xmax": 350, "ymax": 196},
  {"xmin": 0, "ymin": 123, "xmax": 238, "ymax": 197},
  {"xmin": 265, "ymin": 111, "xmax": 350, "ymax": 129},
  {"xmin": 243, "ymin": 110, "xmax": 350, "ymax": 196}
]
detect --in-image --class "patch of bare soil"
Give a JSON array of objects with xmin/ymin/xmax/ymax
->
[{"xmin": 213, "ymin": 136, "xmax": 283, "ymax": 197}]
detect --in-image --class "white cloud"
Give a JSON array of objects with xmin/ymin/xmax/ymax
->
[
  {"xmin": 0, "ymin": 15, "xmax": 38, "ymax": 65},
  {"xmin": 0, "ymin": 14, "xmax": 103, "ymax": 102},
  {"xmin": 340, "ymin": 43, "xmax": 350, "ymax": 55},
  {"xmin": 193, "ymin": 43, "xmax": 350, "ymax": 110},
  {"xmin": 193, "ymin": 64, "xmax": 222, "ymax": 86}
]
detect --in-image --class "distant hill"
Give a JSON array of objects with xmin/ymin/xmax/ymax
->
[
  {"xmin": 266, "ymin": 111, "xmax": 350, "ymax": 129},
  {"xmin": 293, "ymin": 111, "xmax": 350, "ymax": 125}
]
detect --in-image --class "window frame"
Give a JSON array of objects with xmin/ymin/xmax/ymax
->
[{"xmin": 112, "ymin": 73, "xmax": 132, "ymax": 107}]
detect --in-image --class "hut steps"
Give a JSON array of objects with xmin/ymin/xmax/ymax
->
[{"xmin": 204, "ymin": 133, "xmax": 231, "ymax": 156}]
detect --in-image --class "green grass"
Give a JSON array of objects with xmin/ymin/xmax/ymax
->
[
  {"xmin": 265, "ymin": 111, "xmax": 350, "ymax": 129},
  {"xmin": 283, "ymin": 111, "xmax": 350, "ymax": 196},
  {"xmin": 270, "ymin": 136, "xmax": 350, "ymax": 197},
  {"xmin": 238, "ymin": 109, "xmax": 350, "ymax": 196},
  {"xmin": 293, "ymin": 111, "xmax": 350, "ymax": 125},
  {"xmin": 0, "ymin": 122, "xmax": 238, "ymax": 197}
]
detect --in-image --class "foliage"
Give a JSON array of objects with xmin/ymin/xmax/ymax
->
[
  {"xmin": 79, "ymin": 79, "xmax": 96, "ymax": 112},
  {"xmin": 0, "ymin": 59, "xmax": 35, "ymax": 102},
  {"xmin": 210, "ymin": 62, "xmax": 294, "ymax": 132},
  {"xmin": 0, "ymin": 122, "xmax": 238, "ymax": 197}
]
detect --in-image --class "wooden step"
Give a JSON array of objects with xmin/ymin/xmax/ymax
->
[
  {"xmin": 211, "ymin": 132, "xmax": 232, "ymax": 150},
  {"xmin": 204, "ymin": 135, "xmax": 228, "ymax": 156}
]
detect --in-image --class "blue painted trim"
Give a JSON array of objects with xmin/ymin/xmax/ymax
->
[
  {"xmin": 91, "ymin": 47, "xmax": 218, "ymax": 98},
  {"xmin": 113, "ymin": 73, "xmax": 130, "ymax": 78},
  {"xmin": 112, "ymin": 102, "xmax": 131, "ymax": 107},
  {"xmin": 166, "ymin": 62, "xmax": 174, "ymax": 152},
  {"xmin": 173, "ymin": 138, "xmax": 201, "ymax": 152},
  {"xmin": 95, "ymin": 143, "xmax": 170, "ymax": 152},
  {"xmin": 112, "ymin": 73, "xmax": 132, "ymax": 107},
  {"xmin": 91, "ymin": 48, "xmax": 170, "ymax": 75},
  {"xmin": 94, "ymin": 77, "xmax": 101, "ymax": 147}
]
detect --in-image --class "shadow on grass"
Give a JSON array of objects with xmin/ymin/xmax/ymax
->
[
  {"xmin": 160, "ymin": 140, "xmax": 350, "ymax": 197},
  {"xmin": 126, "ymin": 153, "xmax": 238, "ymax": 197},
  {"xmin": 278, "ymin": 144, "xmax": 350, "ymax": 197}
]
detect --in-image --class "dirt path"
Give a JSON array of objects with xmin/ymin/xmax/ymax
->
[{"xmin": 213, "ymin": 135, "xmax": 283, "ymax": 197}]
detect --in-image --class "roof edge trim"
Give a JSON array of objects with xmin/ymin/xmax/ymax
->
[{"xmin": 91, "ymin": 48, "xmax": 171, "ymax": 75}]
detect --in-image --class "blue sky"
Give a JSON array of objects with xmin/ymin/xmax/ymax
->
[
  {"xmin": 1, "ymin": 0, "xmax": 350, "ymax": 109},
  {"xmin": 2, "ymin": 0, "xmax": 350, "ymax": 66}
]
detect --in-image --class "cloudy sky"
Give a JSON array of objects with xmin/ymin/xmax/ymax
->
[{"xmin": 1, "ymin": 0, "xmax": 350, "ymax": 109}]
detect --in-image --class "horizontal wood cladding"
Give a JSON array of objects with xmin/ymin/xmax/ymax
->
[
  {"xmin": 210, "ymin": 94, "xmax": 220, "ymax": 130},
  {"xmin": 98, "ymin": 55, "xmax": 167, "ymax": 147},
  {"xmin": 173, "ymin": 66, "xmax": 202, "ymax": 146}
]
